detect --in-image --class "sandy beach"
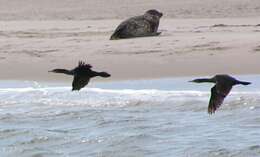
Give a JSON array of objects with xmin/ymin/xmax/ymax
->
[{"xmin": 0, "ymin": 0, "xmax": 260, "ymax": 82}]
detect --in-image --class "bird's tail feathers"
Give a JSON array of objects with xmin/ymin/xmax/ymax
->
[
  {"xmin": 237, "ymin": 81, "xmax": 251, "ymax": 85},
  {"xmin": 97, "ymin": 72, "xmax": 111, "ymax": 78}
]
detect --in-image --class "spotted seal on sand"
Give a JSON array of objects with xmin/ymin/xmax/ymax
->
[{"xmin": 110, "ymin": 9, "xmax": 163, "ymax": 40}]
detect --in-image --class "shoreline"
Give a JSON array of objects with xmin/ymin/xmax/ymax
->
[{"xmin": 1, "ymin": 73, "xmax": 259, "ymax": 84}]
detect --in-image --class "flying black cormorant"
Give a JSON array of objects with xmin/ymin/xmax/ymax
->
[
  {"xmin": 49, "ymin": 61, "xmax": 111, "ymax": 91},
  {"xmin": 190, "ymin": 74, "xmax": 251, "ymax": 114}
]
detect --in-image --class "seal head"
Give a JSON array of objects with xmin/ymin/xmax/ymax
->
[{"xmin": 145, "ymin": 9, "xmax": 163, "ymax": 18}]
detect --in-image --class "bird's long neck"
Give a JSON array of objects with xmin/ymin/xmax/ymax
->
[
  {"xmin": 192, "ymin": 78, "xmax": 216, "ymax": 83},
  {"xmin": 51, "ymin": 69, "xmax": 74, "ymax": 75}
]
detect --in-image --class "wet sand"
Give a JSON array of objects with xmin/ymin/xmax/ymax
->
[
  {"xmin": 0, "ymin": 18, "xmax": 260, "ymax": 82},
  {"xmin": 0, "ymin": 0, "xmax": 260, "ymax": 82}
]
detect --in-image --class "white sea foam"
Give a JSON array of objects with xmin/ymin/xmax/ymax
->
[
  {"xmin": 0, "ymin": 79, "xmax": 260, "ymax": 157},
  {"xmin": 1, "ymin": 86, "xmax": 260, "ymax": 96}
]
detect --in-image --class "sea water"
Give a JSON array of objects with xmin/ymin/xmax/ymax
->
[{"xmin": 0, "ymin": 75, "xmax": 260, "ymax": 157}]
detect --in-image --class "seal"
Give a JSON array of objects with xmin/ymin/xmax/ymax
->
[{"xmin": 110, "ymin": 9, "xmax": 163, "ymax": 40}]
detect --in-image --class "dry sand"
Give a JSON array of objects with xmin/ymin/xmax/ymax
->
[
  {"xmin": 0, "ymin": 0, "xmax": 260, "ymax": 82},
  {"xmin": 0, "ymin": 0, "xmax": 260, "ymax": 20}
]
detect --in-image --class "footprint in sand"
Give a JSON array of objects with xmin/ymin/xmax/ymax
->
[
  {"xmin": 191, "ymin": 42, "xmax": 229, "ymax": 52},
  {"xmin": 253, "ymin": 45, "xmax": 260, "ymax": 52}
]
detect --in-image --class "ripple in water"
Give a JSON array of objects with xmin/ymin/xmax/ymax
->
[{"xmin": 0, "ymin": 77, "xmax": 260, "ymax": 157}]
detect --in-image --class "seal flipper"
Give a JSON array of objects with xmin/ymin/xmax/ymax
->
[
  {"xmin": 110, "ymin": 24, "xmax": 127, "ymax": 40},
  {"xmin": 154, "ymin": 32, "xmax": 161, "ymax": 36},
  {"xmin": 140, "ymin": 32, "xmax": 161, "ymax": 37}
]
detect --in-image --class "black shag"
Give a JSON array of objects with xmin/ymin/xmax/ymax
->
[
  {"xmin": 49, "ymin": 61, "xmax": 111, "ymax": 91},
  {"xmin": 190, "ymin": 74, "xmax": 251, "ymax": 114}
]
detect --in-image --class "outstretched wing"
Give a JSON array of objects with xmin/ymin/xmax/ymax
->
[
  {"xmin": 78, "ymin": 61, "xmax": 92, "ymax": 69},
  {"xmin": 72, "ymin": 75, "xmax": 90, "ymax": 91},
  {"xmin": 208, "ymin": 84, "xmax": 232, "ymax": 114}
]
